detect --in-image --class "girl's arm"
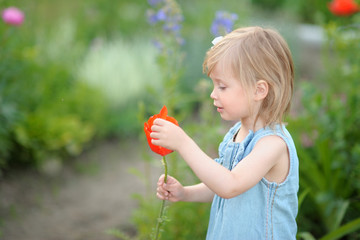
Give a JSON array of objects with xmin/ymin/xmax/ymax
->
[
  {"xmin": 183, "ymin": 183, "xmax": 215, "ymax": 202},
  {"xmin": 151, "ymin": 119, "xmax": 287, "ymax": 199}
]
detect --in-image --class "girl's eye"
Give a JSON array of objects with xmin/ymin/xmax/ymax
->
[{"xmin": 218, "ymin": 85, "xmax": 226, "ymax": 90}]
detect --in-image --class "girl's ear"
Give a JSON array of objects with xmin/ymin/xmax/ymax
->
[{"xmin": 254, "ymin": 80, "xmax": 268, "ymax": 101}]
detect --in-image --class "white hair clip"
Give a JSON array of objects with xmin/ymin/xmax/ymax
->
[{"xmin": 212, "ymin": 36, "xmax": 223, "ymax": 46}]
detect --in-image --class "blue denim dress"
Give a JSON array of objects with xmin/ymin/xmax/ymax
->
[{"xmin": 206, "ymin": 122, "xmax": 299, "ymax": 240}]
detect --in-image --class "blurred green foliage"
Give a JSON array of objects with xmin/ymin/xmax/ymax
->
[
  {"xmin": 1, "ymin": 0, "xmax": 360, "ymax": 239},
  {"xmin": 252, "ymin": 0, "xmax": 355, "ymax": 24},
  {"xmin": 289, "ymin": 18, "xmax": 360, "ymax": 239},
  {"xmin": 0, "ymin": 0, "xmax": 154, "ymax": 170}
]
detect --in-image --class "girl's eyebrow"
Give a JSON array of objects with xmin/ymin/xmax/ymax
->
[
  {"xmin": 212, "ymin": 77, "xmax": 227, "ymax": 85},
  {"xmin": 210, "ymin": 74, "xmax": 224, "ymax": 82}
]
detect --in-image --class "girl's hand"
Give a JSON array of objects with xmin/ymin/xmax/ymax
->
[
  {"xmin": 150, "ymin": 118, "xmax": 188, "ymax": 152},
  {"xmin": 156, "ymin": 174, "xmax": 185, "ymax": 202}
]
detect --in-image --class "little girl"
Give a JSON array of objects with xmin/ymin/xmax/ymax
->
[{"xmin": 150, "ymin": 26, "xmax": 299, "ymax": 239}]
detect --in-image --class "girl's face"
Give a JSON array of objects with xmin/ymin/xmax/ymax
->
[{"xmin": 210, "ymin": 63, "xmax": 252, "ymax": 122}]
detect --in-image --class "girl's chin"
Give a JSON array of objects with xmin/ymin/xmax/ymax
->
[
  {"xmin": 219, "ymin": 113, "xmax": 237, "ymax": 122},
  {"xmin": 219, "ymin": 112, "xmax": 230, "ymax": 121}
]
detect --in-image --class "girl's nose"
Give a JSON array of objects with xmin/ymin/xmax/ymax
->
[{"xmin": 210, "ymin": 88, "xmax": 216, "ymax": 100}]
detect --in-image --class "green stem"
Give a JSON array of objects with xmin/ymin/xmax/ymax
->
[{"xmin": 154, "ymin": 156, "xmax": 168, "ymax": 240}]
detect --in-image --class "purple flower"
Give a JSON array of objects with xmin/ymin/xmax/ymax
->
[
  {"xmin": 148, "ymin": 0, "xmax": 163, "ymax": 7},
  {"xmin": 152, "ymin": 39, "xmax": 164, "ymax": 51},
  {"xmin": 2, "ymin": 7, "xmax": 24, "ymax": 26},
  {"xmin": 210, "ymin": 11, "xmax": 238, "ymax": 37},
  {"xmin": 156, "ymin": 9, "xmax": 167, "ymax": 21},
  {"xmin": 146, "ymin": 0, "xmax": 184, "ymax": 48},
  {"xmin": 146, "ymin": 8, "xmax": 168, "ymax": 25},
  {"xmin": 146, "ymin": 9, "xmax": 158, "ymax": 25},
  {"xmin": 163, "ymin": 21, "xmax": 181, "ymax": 32}
]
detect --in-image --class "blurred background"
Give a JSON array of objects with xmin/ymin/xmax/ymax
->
[{"xmin": 0, "ymin": 0, "xmax": 359, "ymax": 239}]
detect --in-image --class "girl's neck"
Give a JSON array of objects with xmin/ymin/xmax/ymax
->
[
  {"xmin": 243, "ymin": 116, "xmax": 265, "ymax": 131},
  {"xmin": 234, "ymin": 118, "xmax": 265, "ymax": 143}
]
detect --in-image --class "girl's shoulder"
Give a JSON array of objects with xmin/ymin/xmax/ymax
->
[
  {"xmin": 250, "ymin": 124, "xmax": 298, "ymax": 166},
  {"xmin": 247, "ymin": 124, "xmax": 297, "ymax": 161},
  {"xmin": 253, "ymin": 124, "xmax": 293, "ymax": 143}
]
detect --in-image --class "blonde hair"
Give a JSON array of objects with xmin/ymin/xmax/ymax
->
[{"xmin": 203, "ymin": 26, "xmax": 294, "ymax": 128}]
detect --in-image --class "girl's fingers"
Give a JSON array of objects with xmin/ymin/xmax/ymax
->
[
  {"xmin": 151, "ymin": 138, "xmax": 160, "ymax": 146},
  {"xmin": 151, "ymin": 119, "xmax": 166, "ymax": 131},
  {"xmin": 156, "ymin": 188, "xmax": 170, "ymax": 200},
  {"xmin": 156, "ymin": 174, "xmax": 175, "ymax": 201},
  {"xmin": 157, "ymin": 174, "xmax": 166, "ymax": 184},
  {"xmin": 150, "ymin": 132, "xmax": 159, "ymax": 139},
  {"xmin": 157, "ymin": 186, "xmax": 168, "ymax": 196},
  {"xmin": 153, "ymin": 118, "xmax": 166, "ymax": 125},
  {"xmin": 150, "ymin": 125, "xmax": 159, "ymax": 132},
  {"xmin": 156, "ymin": 192, "xmax": 166, "ymax": 200},
  {"xmin": 164, "ymin": 175, "xmax": 174, "ymax": 183}
]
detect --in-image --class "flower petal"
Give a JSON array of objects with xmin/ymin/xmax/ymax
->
[
  {"xmin": 166, "ymin": 116, "xmax": 178, "ymax": 125},
  {"xmin": 159, "ymin": 105, "xmax": 168, "ymax": 119}
]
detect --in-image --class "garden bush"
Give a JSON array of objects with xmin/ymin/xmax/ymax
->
[
  {"xmin": 0, "ymin": 0, "xmax": 157, "ymax": 171},
  {"xmin": 289, "ymin": 15, "xmax": 360, "ymax": 239}
]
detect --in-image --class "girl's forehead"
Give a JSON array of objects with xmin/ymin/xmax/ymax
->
[{"xmin": 210, "ymin": 62, "xmax": 234, "ymax": 80}]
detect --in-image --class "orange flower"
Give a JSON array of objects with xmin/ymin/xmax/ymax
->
[
  {"xmin": 328, "ymin": 0, "xmax": 360, "ymax": 16},
  {"xmin": 144, "ymin": 105, "xmax": 179, "ymax": 156}
]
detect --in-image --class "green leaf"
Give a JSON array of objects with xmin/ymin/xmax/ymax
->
[
  {"xmin": 320, "ymin": 218, "xmax": 360, "ymax": 240},
  {"xmin": 105, "ymin": 228, "xmax": 132, "ymax": 240},
  {"xmin": 298, "ymin": 188, "xmax": 310, "ymax": 209},
  {"xmin": 332, "ymin": 200, "xmax": 349, "ymax": 231},
  {"xmin": 297, "ymin": 232, "xmax": 316, "ymax": 240}
]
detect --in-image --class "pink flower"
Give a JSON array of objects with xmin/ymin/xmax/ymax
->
[{"xmin": 2, "ymin": 7, "xmax": 24, "ymax": 26}]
